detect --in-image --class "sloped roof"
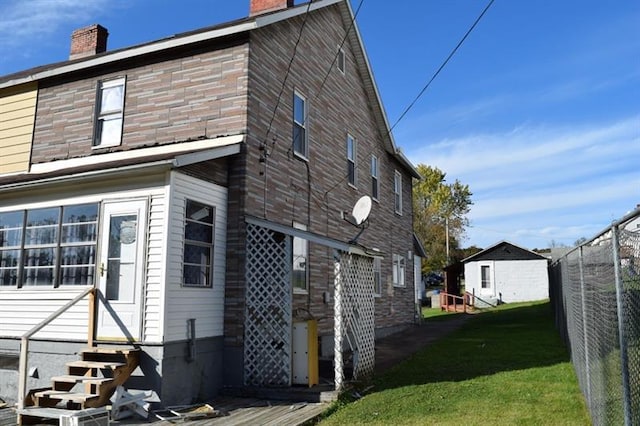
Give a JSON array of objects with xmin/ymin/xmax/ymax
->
[
  {"xmin": 0, "ymin": 0, "xmax": 420, "ymax": 179},
  {"xmin": 463, "ymin": 241, "xmax": 548, "ymax": 263}
]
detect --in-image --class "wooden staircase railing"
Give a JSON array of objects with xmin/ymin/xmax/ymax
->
[
  {"xmin": 439, "ymin": 291, "xmax": 474, "ymax": 313},
  {"xmin": 16, "ymin": 287, "xmax": 142, "ymax": 425},
  {"xmin": 17, "ymin": 287, "xmax": 96, "ymax": 411}
]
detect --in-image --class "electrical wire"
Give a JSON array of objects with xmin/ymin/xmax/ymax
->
[
  {"xmin": 388, "ymin": 0, "xmax": 495, "ymax": 134},
  {"xmin": 308, "ymin": 0, "xmax": 365, "ymax": 110},
  {"xmin": 262, "ymin": 0, "xmax": 315, "ymax": 146}
]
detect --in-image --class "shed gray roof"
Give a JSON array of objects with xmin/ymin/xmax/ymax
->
[{"xmin": 463, "ymin": 241, "xmax": 548, "ymax": 263}]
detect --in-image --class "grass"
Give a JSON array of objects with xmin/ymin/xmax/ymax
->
[
  {"xmin": 318, "ymin": 301, "xmax": 590, "ymax": 425},
  {"xmin": 421, "ymin": 306, "xmax": 460, "ymax": 320}
]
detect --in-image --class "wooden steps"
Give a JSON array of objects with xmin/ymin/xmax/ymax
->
[{"xmin": 19, "ymin": 346, "xmax": 140, "ymax": 425}]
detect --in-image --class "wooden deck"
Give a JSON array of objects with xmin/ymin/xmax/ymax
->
[
  {"xmin": 115, "ymin": 396, "xmax": 329, "ymax": 426},
  {"xmin": 1, "ymin": 396, "xmax": 329, "ymax": 426}
]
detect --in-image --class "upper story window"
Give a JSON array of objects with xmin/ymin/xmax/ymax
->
[
  {"xmin": 371, "ymin": 155, "xmax": 379, "ymax": 201},
  {"xmin": 94, "ymin": 77, "xmax": 126, "ymax": 148},
  {"xmin": 337, "ymin": 48, "xmax": 345, "ymax": 74},
  {"xmin": 183, "ymin": 199, "xmax": 215, "ymax": 288},
  {"xmin": 292, "ymin": 222, "xmax": 308, "ymax": 293},
  {"xmin": 394, "ymin": 170, "xmax": 403, "ymax": 215},
  {"xmin": 0, "ymin": 204, "xmax": 99, "ymax": 288},
  {"xmin": 347, "ymin": 134, "xmax": 357, "ymax": 187},
  {"xmin": 293, "ymin": 91, "xmax": 308, "ymax": 158}
]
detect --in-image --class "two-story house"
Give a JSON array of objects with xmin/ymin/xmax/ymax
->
[{"xmin": 0, "ymin": 0, "xmax": 420, "ymax": 412}]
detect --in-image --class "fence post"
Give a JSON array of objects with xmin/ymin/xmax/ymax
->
[
  {"xmin": 612, "ymin": 225, "xmax": 632, "ymax": 426},
  {"xmin": 577, "ymin": 246, "xmax": 591, "ymax": 410}
]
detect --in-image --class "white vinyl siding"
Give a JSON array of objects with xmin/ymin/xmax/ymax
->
[
  {"xmin": 143, "ymin": 193, "xmax": 167, "ymax": 342},
  {"xmin": 164, "ymin": 172, "xmax": 227, "ymax": 342},
  {"xmin": 0, "ymin": 175, "xmax": 167, "ymax": 342},
  {"xmin": 0, "ymin": 290, "xmax": 90, "ymax": 339}
]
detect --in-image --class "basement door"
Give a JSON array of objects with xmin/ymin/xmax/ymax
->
[{"xmin": 96, "ymin": 199, "xmax": 147, "ymax": 341}]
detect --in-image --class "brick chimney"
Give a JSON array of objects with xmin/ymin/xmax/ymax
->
[
  {"xmin": 69, "ymin": 24, "xmax": 108, "ymax": 60},
  {"xmin": 250, "ymin": 0, "xmax": 294, "ymax": 16}
]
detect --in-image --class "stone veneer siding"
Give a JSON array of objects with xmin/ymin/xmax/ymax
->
[
  {"xmin": 222, "ymin": 4, "xmax": 416, "ymax": 385},
  {"xmin": 31, "ymin": 37, "xmax": 249, "ymax": 164}
]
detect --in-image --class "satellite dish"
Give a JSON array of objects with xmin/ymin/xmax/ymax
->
[{"xmin": 351, "ymin": 195, "xmax": 372, "ymax": 226}]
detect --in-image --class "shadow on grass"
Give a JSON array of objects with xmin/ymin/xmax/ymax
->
[{"xmin": 373, "ymin": 301, "xmax": 570, "ymax": 391}]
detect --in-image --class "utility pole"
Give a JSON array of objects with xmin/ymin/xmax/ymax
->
[{"xmin": 445, "ymin": 215, "xmax": 450, "ymax": 265}]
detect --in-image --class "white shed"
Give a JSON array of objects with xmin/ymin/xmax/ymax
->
[{"xmin": 463, "ymin": 241, "xmax": 549, "ymax": 305}]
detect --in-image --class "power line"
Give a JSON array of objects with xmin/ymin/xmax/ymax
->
[
  {"xmin": 310, "ymin": 0, "xmax": 365, "ymax": 108},
  {"xmin": 262, "ymin": 0, "xmax": 315, "ymax": 146},
  {"xmin": 388, "ymin": 0, "xmax": 495, "ymax": 133}
]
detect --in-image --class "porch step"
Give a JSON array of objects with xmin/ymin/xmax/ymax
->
[
  {"xmin": 66, "ymin": 360, "xmax": 125, "ymax": 369},
  {"xmin": 51, "ymin": 375, "xmax": 114, "ymax": 385},
  {"xmin": 34, "ymin": 390, "xmax": 99, "ymax": 403},
  {"xmin": 81, "ymin": 346, "xmax": 138, "ymax": 354}
]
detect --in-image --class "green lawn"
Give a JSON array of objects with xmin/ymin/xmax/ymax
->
[{"xmin": 318, "ymin": 301, "xmax": 590, "ymax": 425}]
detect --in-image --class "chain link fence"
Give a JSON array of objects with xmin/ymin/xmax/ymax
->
[{"xmin": 549, "ymin": 209, "xmax": 640, "ymax": 426}]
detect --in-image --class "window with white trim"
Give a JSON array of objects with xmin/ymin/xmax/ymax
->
[
  {"xmin": 0, "ymin": 204, "xmax": 99, "ymax": 287},
  {"xmin": 347, "ymin": 134, "xmax": 357, "ymax": 187},
  {"xmin": 292, "ymin": 222, "xmax": 308, "ymax": 293},
  {"xmin": 183, "ymin": 200, "xmax": 215, "ymax": 287},
  {"xmin": 392, "ymin": 253, "xmax": 405, "ymax": 287},
  {"xmin": 373, "ymin": 257, "xmax": 382, "ymax": 296},
  {"xmin": 94, "ymin": 77, "xmax": 125, "ymax": 147},
  {"xmin": 337, "ymin": 47, "xmax": 345, "ymax": 73},
  {"xmin": 293, "ymin": 91, "xmax": 308, "ymax": 158},
  {"xmin": 394, "ymin": 170, "xmax": 403, "ymax": 215},
  {"xmin": 481, "ymin": 265, "xmax": 491, "ymax": 289},
  {"xmin": 371, "ymin": 155, "xmax": 379, "ymax": 200}
]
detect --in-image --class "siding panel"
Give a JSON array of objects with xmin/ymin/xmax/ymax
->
[
  {"xmin": 164, "ymin": 172, "xmax": 227, "ymax": 342},
  {"xmin": 0, "ymin": 82, "xmax": 36, "ymax": 174}
]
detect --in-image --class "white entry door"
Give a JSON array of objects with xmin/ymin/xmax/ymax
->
[{"xmin": 97, "ymin": 199, "xmax": 147, "ymax": 341}]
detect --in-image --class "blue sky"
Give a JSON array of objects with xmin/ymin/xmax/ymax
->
[{"xmin": 0, "ymin": 0, "xmax": 638, "ymax": 250}]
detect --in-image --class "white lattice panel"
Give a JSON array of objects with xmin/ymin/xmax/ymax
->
[
  {"xmin": 334, "ymin": 253, "xmax": 376, "ymax": 389},
  {"xmin": 244, "ymin": 224, "xmax": 292, "ymax": 386}
]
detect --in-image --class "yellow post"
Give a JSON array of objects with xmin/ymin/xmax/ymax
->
[{"xmin": 307, "ymin": 320, "xmax": 319, "ymax": 387}]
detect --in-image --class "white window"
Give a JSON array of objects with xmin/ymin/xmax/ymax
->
[
  {"xmin": 392, "ymin": 254, "xmax": 405, "ymax": 287},
  {"xmin": 373, "ymin": 257, "xmax": 381, "ymax": 296},
  {"xmin": 371, "ymin": 155, "xmax": 379, "ymax": 200},
  {"xmin": 183, "ymin": 200, "xmax": 215, "ymax": 287},
  {"xmin": 293, "ymin": 91, "xmax": 308, "ymax": 158},
  {"xmin": 94, "ymin": 77, "xmax": 125, "ymax": 147},
  {"xmin": 481, "ymin": 265, "xmax": 491, "ymax": 289},
  {"xmin": 394, "ymin": 170, "xmax": 403, "ymax": 215},
  {"xmin": 347, "ymin": 134, "xmax": 356, "ymax": 187},
  {"xmin": 292, "ymin": 222, "xmax": 308, "ymax": 293},
  {"xmin": 0, "ymin": 204, "xmax": 99, "ymax": 288},
  {"xmin": 337, "ymin": 47, "xmax": 345, "ymax": 73}
]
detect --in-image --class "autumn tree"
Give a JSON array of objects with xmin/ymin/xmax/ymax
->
[{"xmin": 413, "ymin": 164, "xmax": 473, "ymax": 272}]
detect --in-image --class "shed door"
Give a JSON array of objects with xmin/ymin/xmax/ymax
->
[
  {"xmin": 96, "ymin": 200, "xmax": 147, "ymax": 341},
  {"xmin": 480, "ymin": 263, "xmax": 493, "ymax": 295}
]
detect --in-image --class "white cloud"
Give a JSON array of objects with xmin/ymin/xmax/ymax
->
[{"xmin": 407, "ymin": 116, "xmax": 640, "ymax": 249}]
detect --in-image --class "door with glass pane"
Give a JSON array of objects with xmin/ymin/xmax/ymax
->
[{"xmin": 97, "ymin": 200, "xmax": 147, "ymax": 341}]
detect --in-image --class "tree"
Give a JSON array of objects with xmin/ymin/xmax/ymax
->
[{"xmin": 413, "ymin": 164, "xmax": 473, "ymax": 272}]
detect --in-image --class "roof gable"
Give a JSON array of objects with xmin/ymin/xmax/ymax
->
[
  {"xmin": 0, "ymin": 0, "xmax": 419, "ymax": 180},
  {"xmin": 463, "ymin": 241, "xmax": 547, "ymax": 263}
]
